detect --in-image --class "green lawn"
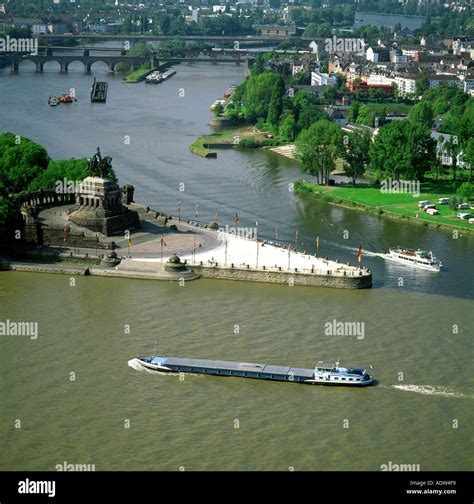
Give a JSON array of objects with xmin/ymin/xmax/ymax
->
[
  {"xmin": 190, "ymin": 125, "xmax": 268, "ymax": 157},
  {"xmin": 296, "ymin": 181, "xmax": 473, "ymax": 231}
]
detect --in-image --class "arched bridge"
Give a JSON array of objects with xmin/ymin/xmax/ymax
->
[
  {"xmin": 5, "ymin": 54, "xmax": 150, "ymax": 73},
  {"xmin": 2, "ymin": 52, "xmax": 255, "ymax": 73}
]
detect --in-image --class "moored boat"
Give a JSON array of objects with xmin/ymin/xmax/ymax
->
[
  {"xmin": 145, "ymin": 71, "xmax": 163, "ymax": 84},
  {"xmin": 383, "ymin": 246, "xmax": 442, "ymax": 272},
  {"xmin": 130, "ymin": 355, "xmax": 374, "ymax": 386}
]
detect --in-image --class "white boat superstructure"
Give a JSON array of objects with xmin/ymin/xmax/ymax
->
[
  {"xmin": 383, "ymin": 247, "xmax": 442, "ymax": 272},
  {"xmin": 304, "ymin": 361, "xmax": 373, "ymax": 386}
]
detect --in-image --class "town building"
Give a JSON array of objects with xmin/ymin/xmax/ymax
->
[{"xmin": 311, "ymin": 70, "xmax": 337, "ymax": 87}]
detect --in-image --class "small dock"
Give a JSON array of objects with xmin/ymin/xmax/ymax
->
[{"xmin": 91, "ymin": 78, "xmax": 108, "ymax": 103}]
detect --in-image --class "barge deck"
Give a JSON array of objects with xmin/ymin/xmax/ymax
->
[{"xmin": 131, "ymin": 355, "xmax": 374, "ymax": 386}]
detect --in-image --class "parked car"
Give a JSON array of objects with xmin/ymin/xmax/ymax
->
[
  {"xmin": 457, "ymin": 212, "xmax": 471, "ymax": 220},
  {"xmin": 418, "ymin": 200, "xmax": 430, "ymax": 208},
  {"xmin": 469, "ymin": 218, "xmax": 474, "ymax": 225},
  {"xmin": 438, "ymin": 197, "xmax": 449, "ymax": 205},
  {"xmin": 426, "ymin": 208, "xmax": 439, "ymax": 216},
  {"xmin": 457, "ymin": 203, "xmax": 469, "ymax": 210},
  {"xmin": 422, "ymin": 204, "xmax": 437, "ymax": 212}
]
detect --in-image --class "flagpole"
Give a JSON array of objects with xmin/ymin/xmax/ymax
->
[
  {"xmin": 178, "ymin": 201, "xmax": 181, "ymax": 222},
  {"xmin": 161, "ymin": 234, "xmax": 163, "ymax": 262},
  {"xmin": 195, "ymin": 203, "xmax": 198, "ymax": 222},
  {"xmin": 316, "ymin": 235, "xmax": 320, "ymax": 258},
  {"xmin": 288, "ymin": 243, "xmax": 291, "ymax": 270},
  {"xmin": 193, "ymin": 235, "xmax": 196, "ymax": 263},
  {"xmin": 255, "ymin": 220, "xmax": 259, "ymax": 268},
  {"xmin": 225, "ymin": 239, "xmax": 228, "ymax": 266}
]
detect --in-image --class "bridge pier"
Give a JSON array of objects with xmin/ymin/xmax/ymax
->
[
  {"xmin": 35, "ymin": 62, "xmax": 44, "ymax": 73},
  {"xmin": 11, "ymin": 62, "xmax": 18, "ymax": 73},
  {"xmin": 60, "ymin": 62, "xmax": 68, "ymax": 73},
  {"xmin": 107, "ymin": 63, "xmax": 115, "ymax": 73},
  {"xmin": 85, "ymin": 63, "xmax": 92, "ymax": 74},
  {"xmin": 83, "ymin": 49, "xmax": 90, "ymax": 57}
]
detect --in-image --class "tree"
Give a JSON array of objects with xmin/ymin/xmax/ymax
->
[
  {"xmin": 26, "ymin": 159, "xmax": 93, "ymax": 192},
  {"xmin": 279, "ymin": 114, "xmax": 297, "ymax": 142},
  {"xmin": 416, "ymin": 74, "xmax": 429, "ymax": 96},
  {"xmin": 290, "ymin": 91, "xmax": 327, "ymax": 131},
  {"xmin": 391, "ymin": 82, "xmax": 399, "ymax": 100},
  {"xmin": 408, "ymin": 102, "xmax": 434, "ymax": 130},
  {"xmin": 0, "ymin": 133, "xmax": 49, "ymax": 193},
  {"xmin": 267, "ymin": 79, "xmax": 285, "ymax": 126},
  {"xmin": 348, "ymin": 101, "xmax": 360, "ymax": 123},
  {"xmin": 342, "ymin": 130, "xmax": 371, "ymax": 186},
  {"xmin": 213, "ymin": 103, "xmax": 224, "ymax": 116},
  {"xmin": 444, "ymin": 136, "xmax": 461, "ymax": 182},
  {"xmin": 242, "ymin": 72, "xmax": 283, "ymax": 122},
  {"xmin": 462, "ymin": 137, "xmax": 474, "ymax": 183},
  {"xmin": 296, "ymin": 120, "xmax": 343, "ymax": 185},
  {"xmin": 323, "ymin": 86, "xmax": 337, "ymax": 103},
  {"xmin": 448, "ymin": 196, "xmax": 461, "ymax": 212},
  {"xmin": 252, "ymin": 53, "xmax": 266, "ymax": 75},
  {"xmin": 456, "ymin": 182, "xmax": 473, "ymax": 201},
  {"xmin": 369, "ymin": 121, "xmax": 436, "ymax": 181}
]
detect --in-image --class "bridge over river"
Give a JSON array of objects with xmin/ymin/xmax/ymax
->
[{"xmin": 0, "ymin": 49, "xmax": 257, "ymax": 73}]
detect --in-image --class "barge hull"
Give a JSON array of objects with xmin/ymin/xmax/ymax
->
[{"xmin": 136, "ymin": 356, "xmax": 372, "ymax": 386}]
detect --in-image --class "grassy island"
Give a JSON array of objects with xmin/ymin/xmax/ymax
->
[
  {"xmin": 190, "ymin": 126, "xmax": 271, "ymax": 157},
  {"xmin": 122, "ymin": 66, "xmax": 158, "ymax": 83}
]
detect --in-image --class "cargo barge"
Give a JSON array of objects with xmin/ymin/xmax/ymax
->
[
  {"xmin": 91, "ymin": 78, "xmax": 108, "ymax": 102},
  {"xmin": 130, "ymin": 356, "xmax": 374, "ymax": 386}
]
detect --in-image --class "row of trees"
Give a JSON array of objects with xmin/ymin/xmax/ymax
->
[
  {"xmin": 228, "ymin": 68, "xmax": 330, "ymax": 142},
  {"xmin": 295, "ymin": 118, "xmax": 472, "ymax": 187}
]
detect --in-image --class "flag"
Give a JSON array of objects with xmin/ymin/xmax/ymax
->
[
  {"xmin": 316, "ymin": 235, "xmax": 320, "ymax": 248},
  {"xmin": 178, "ymin": 201, "xmax": 181, "ymax": 212},
  {"xmin": 128, "ymin": 235, "xmax": 132, "ymax": 247},
  {"xmin": 160, "ymin": 235, "xmax": 167, "ymax": 246},
  {"xmin": 295, "ymin": 227, "xmax": 298, "ymax": 244},
  {"xmin": 235, "ymin": 210, "xmax": 239, "ymax": 225},
  {"xmin": 357, "ymin": 245, "xmax": 362, "ymax": 263},
  {"xmin": 275, "ymin": 224, "xmax": 279, "ymax": 240},
  {"xmin": 195, "ymin": 203, "xmax": 198, "ymax": 219}
]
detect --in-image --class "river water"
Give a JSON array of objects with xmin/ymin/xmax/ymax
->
[
  {"xmin": 0, "ymin": 62, "xmax": 472, "ymax": 471},
  {"xmin": 354, "ymin": 12, "xmax": 425, "ymax": 31}
]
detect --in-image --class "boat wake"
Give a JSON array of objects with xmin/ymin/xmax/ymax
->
[
  {"xmin": 127, "ymin": 358, "xmax": 201, "ymax": 378},
  {"xmin": 391, "ymin": 384, "xmax": 472, "ymax": 399},
  {"xmin": 128, "ymin": 358, "xmax": 154, "ymax": 373},
  {"xmin": 324, "ymin": 241, "xmax": 383, "ymax": 258}
]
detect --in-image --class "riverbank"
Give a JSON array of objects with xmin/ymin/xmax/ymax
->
[
  {"xmin": 1, "ymin": 254, "xmax": 371, "ymax": 289},
  {"xmin": 1, "ymin": 200, "xmax": 372, "ymax": 289},
  {"xmin": 295, "ymin": 181, "xmax": 474, "ymax": 233},
  {"xmin": 190, "ymin": 125, "xmax": 271, "ymax": 157},
  {"xmin": 122, "ymin": 62, "xmax": 170, "ymax": 83}
]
